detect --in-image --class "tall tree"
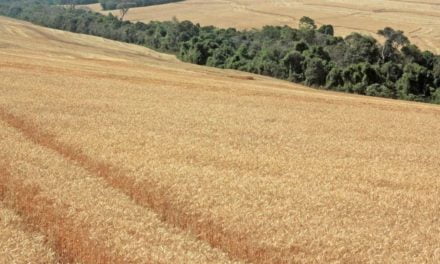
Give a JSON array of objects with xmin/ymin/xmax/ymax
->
[
  {"xmin": 377, "ymin": 27, "xmax": 410, "ymax": 62},
  {"xmin": 299, "ymin": 16, "xmax": 316, "ymax": 31},
  {"xmin": 118, "ymin": 0, "xmax": 136, "ymax": 21},
  {"xmin": 304, "ymin": 58, "xmax": 327, "ymax": 86},
  {"xmin": 318, "ymin": 24, "xmax": 334, "ymax": 36},
  {"xmin": 282, "ymin": 51, "xmax": 305, "ymax": 81}
]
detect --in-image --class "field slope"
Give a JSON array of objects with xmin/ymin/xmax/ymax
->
[
  {"xmin": 86, "ymin": 0, "xmax": 440, "ymax": 53},
  {"xmin": 1, "ymin": 16, "xmax": 440, "ymax": 263}
]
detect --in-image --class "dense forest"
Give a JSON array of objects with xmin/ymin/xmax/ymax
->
[{"xmin": 1, "ymin": 0, "xmax": 440, "ymax": 104}]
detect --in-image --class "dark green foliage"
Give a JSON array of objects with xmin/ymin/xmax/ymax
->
[
  {"xmin": 365, "ymin": 83, "xmax": 394, "ymax": 98},
  {"xmin": 0, "ymin": 2, "xmax": 439, "ymax": 104},
  {"xmin": 282, "ymin": 51, "xmax": 305, "ymax": 82},
  {"xmin": 294, "ymin": 41, "xmax": 308, "ymax": 53},
  {"xmin": 342, "ymin": 33, "xmax": 380, "ymax": 65},
  {"xmin": 325, "ymin": 66, "xmax": 343, "ymax": 90},
  {"xmin": 433, "ymin": 58, "xmax": 440, "ymax": 87},
  {"xmin": 380, "ymin": 62, "xmax": 403, "ymax": 83},
  {"xmin": 317, "ymin": 24, "xmax": 334, "ymax": 36},
  {"xmin": 378, "ymin": 27, "xmax": 410, "ymax": 63},
  {"xmin": 304, "ymin": 58, "xmax": 327, "ymax": 86},
  {"xmin": 249, "ymin": 45, "xmax": 286, "ymax": 78},
  {"xmin": 299, "ymin": 16, "xmax": 316, "ymax": 31},
  {"xmin": 341, "ymin": 64, "xmax": 365, "ymax": 94},
  {"xmin": 397, "ymin": 63, "xmax": 433, "ymax": 101}
]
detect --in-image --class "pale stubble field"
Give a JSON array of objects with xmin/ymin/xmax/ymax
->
[{"xmin": 86, "ymin": 0, "xmax": 440, "ymax": 54}]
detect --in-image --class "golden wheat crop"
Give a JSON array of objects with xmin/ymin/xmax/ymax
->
[
  {"xmin": 85, "ymin": 0, "xmax": 440, "ymax": 53},
  {"xmin": 0, "ymin": 202, "xmax": 57, "ymax": 263},
  {"xmin": 1, "ymin": 16, "xmax": 440, "ymax": 263},
  {"xmin": 0, "ymin": 120, "xmax": 237, "ymax": 263}
]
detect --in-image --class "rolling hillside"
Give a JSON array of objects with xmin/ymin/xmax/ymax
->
[
  {"xmin": 86, "ymin": 0, "xmax": 440, "ymax": 53},
  {"xmin": 1, "ymin": 16, "xmax": 440, "ymax": 263}
]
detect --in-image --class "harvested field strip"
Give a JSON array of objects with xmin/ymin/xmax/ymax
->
[
  {"xmin": 0, "ymin": 120, "xmax": 238, "ymax": 264},
  {"xmin": 89, "ymin": 0, "xmax": 440, "ymax": 53},
  {"xmin": 0, "ymin": 201, "xmax": 57, "ymax": 264}
]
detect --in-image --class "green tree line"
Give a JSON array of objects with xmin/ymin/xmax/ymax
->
[{"xmin": 1, "ymin": 0, "xmax": 440, "ymax": 104}]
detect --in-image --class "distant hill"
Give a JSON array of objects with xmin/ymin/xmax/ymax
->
[{"xmin": 86, "ymin": 0, "xmax": 440, "ymax": 54}]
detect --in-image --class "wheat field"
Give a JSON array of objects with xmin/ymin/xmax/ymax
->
[
  {"xmin": 1, "ymin": 16, "xmax": 440, "ymax": 263},
  {"xmin": 85, "ymin": 0, "xmax": 440, "ymax": 53}
]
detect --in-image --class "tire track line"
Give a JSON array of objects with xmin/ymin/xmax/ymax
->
[{"xmin": 0, "ymin": 166, "xmax": 127, "ymax": 264}]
